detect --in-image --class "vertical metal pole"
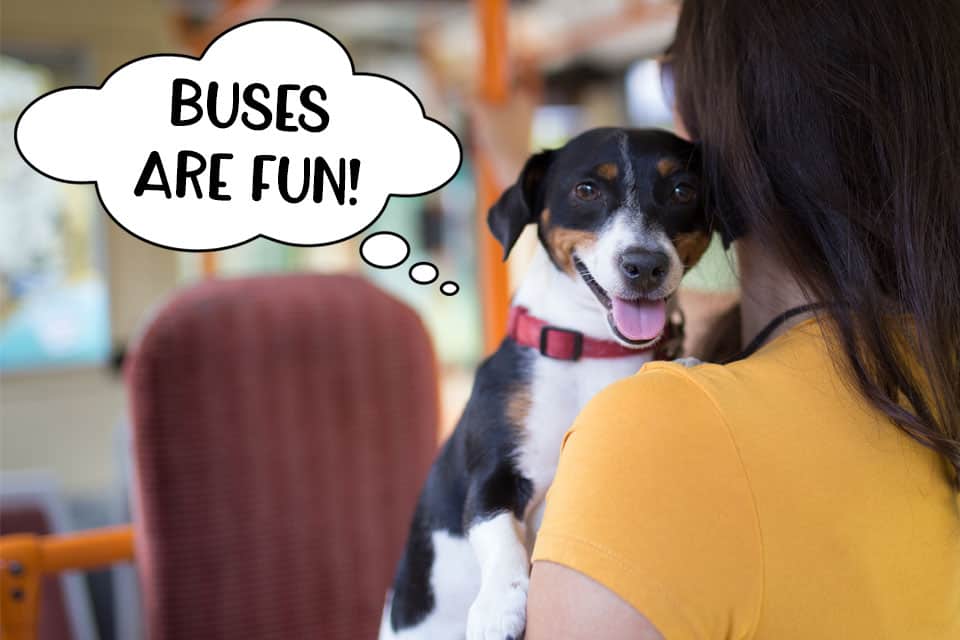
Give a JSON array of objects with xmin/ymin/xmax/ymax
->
[{"xmin": 473, "ymin": 0, "xmax": 511, "ymax": 353}]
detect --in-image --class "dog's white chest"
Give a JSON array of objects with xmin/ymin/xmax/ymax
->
[{"xmin": 517, "ymin": 353, "xmax": 652, "ymax": 530}]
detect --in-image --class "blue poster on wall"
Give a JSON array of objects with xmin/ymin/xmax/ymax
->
[{"xmin": 0, "ymin": 55, "xmax": 110, "ymax": 372}]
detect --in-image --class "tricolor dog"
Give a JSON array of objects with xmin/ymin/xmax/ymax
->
[{"xmin": 379, "ymin": 128, "xmax": 709, "ymax": 640}]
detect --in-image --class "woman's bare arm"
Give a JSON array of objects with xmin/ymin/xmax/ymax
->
[{"xmin": 526, "ymin": 561, "xmax": 666, "ymax": 640}]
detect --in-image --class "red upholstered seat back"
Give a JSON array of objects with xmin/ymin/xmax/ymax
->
[{"xmin": 126, "ymin": 274, "xmax": 438, "ymax": 640}]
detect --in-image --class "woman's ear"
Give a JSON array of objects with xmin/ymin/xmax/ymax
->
[{"xmin": 487, "ymin": 150, "xmax": 555, "ymax": 260}]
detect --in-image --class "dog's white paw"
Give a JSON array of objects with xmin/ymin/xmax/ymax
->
[
  {"xmin": 673, "ymin": 356, "xmax": 702, "ymax": 368},
  {"xmin": 466, "ymin": 576, "xmax": 528, "ymax": 640}
]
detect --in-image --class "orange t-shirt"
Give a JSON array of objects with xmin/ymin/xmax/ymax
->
[{"xmin": 532, "ymin": 318, "xmax": 960, "ymax": 639}]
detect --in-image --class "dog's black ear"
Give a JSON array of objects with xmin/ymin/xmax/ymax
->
[{"xmin": 487, "ymin": 150, "xmax": 555, "ymax": 260}]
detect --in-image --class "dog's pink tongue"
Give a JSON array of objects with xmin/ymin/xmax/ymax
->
[{"xmin": 610, "ymin": 297, "xmax": 667, "ymax": 342}]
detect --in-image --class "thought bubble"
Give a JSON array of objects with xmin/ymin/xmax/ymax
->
[
  {"xmin": 440, "ymin": 281, "xmax": 460, "ymax": 296},
  {"xmin": 14, "ymin": 19, "xmax": 462, "ymax": 252},
  {"xmin": 409, "ymin": 262, "xmax": 439, "ymax": 284},
  {"xmin": 358, "ymin": 234, "xmax": 456, "ymax": 293},
  {"xmin": 360, "ymin": 232, "xmax": 409, "ymax": 268}
]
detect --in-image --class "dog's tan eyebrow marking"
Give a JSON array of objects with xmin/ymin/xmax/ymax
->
[
  {"xmin": 547, "ymin": 227, "xmax": 598, "ymax": 275},
  {"xmin": 541, "ymin": 208, "xmax": 551, "ymax": 225},
  {"xmin": 595, "ymin": 162, "xmax": 618, "ymax": 180},
  {"xmin": 674, "ymin": 230, "xmax": 712, "ymax": 269},
  {"xmin": 657, "ymin": 157, "xmax": 683, "ymax": 177},
  {"xmin": 506, "ymin": 384, "xmax": 533, "ymax": 430}
]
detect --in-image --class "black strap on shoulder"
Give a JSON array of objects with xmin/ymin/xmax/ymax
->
[{"xmin": 723, "ymin": 302, "xmax": 828, "ymax": 364}]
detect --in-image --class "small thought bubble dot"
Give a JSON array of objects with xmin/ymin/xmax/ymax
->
[
  {"xmin": 409, "ymin": 262, "xmax": 438, "ymax": 284},
  {"xmin": 360, "ymin": 232, "xmax": 410, "ymax": 268},
  {"xmin": 440, "ymin": 281, "xmax": 459, "ymax": 296}
]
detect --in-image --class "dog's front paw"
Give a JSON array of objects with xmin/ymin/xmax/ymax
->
[
  {"xmin": 466, "ymin": 576, "xmax": 528, "ymax": 640},
  {"xmin": 673, "ymin": 356, "xmax": 702, "ymax": 368}
]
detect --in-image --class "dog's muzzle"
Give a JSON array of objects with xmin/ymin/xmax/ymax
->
[{"xmin": 573, "ymin": 255, "xmax": 669, "ymax": 349}]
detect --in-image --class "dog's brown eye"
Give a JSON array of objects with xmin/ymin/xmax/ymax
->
[
  {"xmin": 575, "ymin": 182, "xmax": 599, "ymax": 200},
  {"xmin": 671, "ymin": 183, "xmax": 696, "ymax": 204}
]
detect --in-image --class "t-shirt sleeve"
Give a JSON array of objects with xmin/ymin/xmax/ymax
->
[{"xmin": 531, "ymin": 364, "xmax": 763, "ymax": 640}]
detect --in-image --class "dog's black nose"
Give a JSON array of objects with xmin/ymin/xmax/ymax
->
[{"xmin": 619, "ymin": 249, "xmax": 669, "ymax": 290}]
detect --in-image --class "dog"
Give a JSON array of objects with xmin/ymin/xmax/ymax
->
[{"xmin": 379, "ymin": 128, "xmax": 709, "ymax": 640}]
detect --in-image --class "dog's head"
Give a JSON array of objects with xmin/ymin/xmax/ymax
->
[{"xmin": 488, "ymin": 127, "xmax": 709, "ymax": 347}]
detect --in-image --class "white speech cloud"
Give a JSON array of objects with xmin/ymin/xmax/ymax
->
[{"xmin": 14, "ymin": 19, "xmax": 462, "ymax": 251}]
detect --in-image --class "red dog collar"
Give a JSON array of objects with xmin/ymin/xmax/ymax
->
[{"xmin": 506, "ymin": 306, "xmax": 684, "ymax": 361}]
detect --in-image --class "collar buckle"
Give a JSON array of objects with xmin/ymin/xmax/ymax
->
[{"xmin": 539, "ymin": 325, "xmax": 584, "ymax": 361}]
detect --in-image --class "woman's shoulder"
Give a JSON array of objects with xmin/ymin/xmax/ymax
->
[
  {"xmin": 536, "ymin": 362, "xmax": 765, "ymax": 639},
  {"xmin": 570, "ymin": 329, "xmax": 831, "ymax": 464},
  {"xmin": 555, "ymin": 360, "xmax": 756, "ymax": 524},
  {"xmin": 570, "ymin": 359, "xmax": 735, "ymax": 446},
  {"xmin": 576, "ymin": 319, "xmax": 834, "ymax": 444}
]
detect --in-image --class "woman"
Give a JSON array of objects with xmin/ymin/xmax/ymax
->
[{"xmin": 526, "ymin": 1, "xmax": 960, "ymax": 638}]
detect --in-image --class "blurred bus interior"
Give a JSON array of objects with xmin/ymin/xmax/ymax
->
[{"xmin": 0, "ymin": 1, "xmax": 739, "ymax": 638}]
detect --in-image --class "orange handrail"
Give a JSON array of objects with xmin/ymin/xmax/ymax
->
[
  {"xmin": 474, "ymin": 0, "xmax": 512, "ymax": 354},
  {"xmin": 0, "ymin": 526, "xmax": 135, "ymax": 640},
  {"xmin": 41, "ymin": 525, "xmax": 135, "ymax": 573}
]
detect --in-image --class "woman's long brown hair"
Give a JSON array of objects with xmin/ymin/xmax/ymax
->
[{"xmin": 672, "ymin": 0, "xmax": 960, "ymax": 481}]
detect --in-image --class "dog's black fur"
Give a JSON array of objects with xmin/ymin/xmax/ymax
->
[{"xmin": 390, "ymin": 341, "xmax": 534, "ymax": 629}]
